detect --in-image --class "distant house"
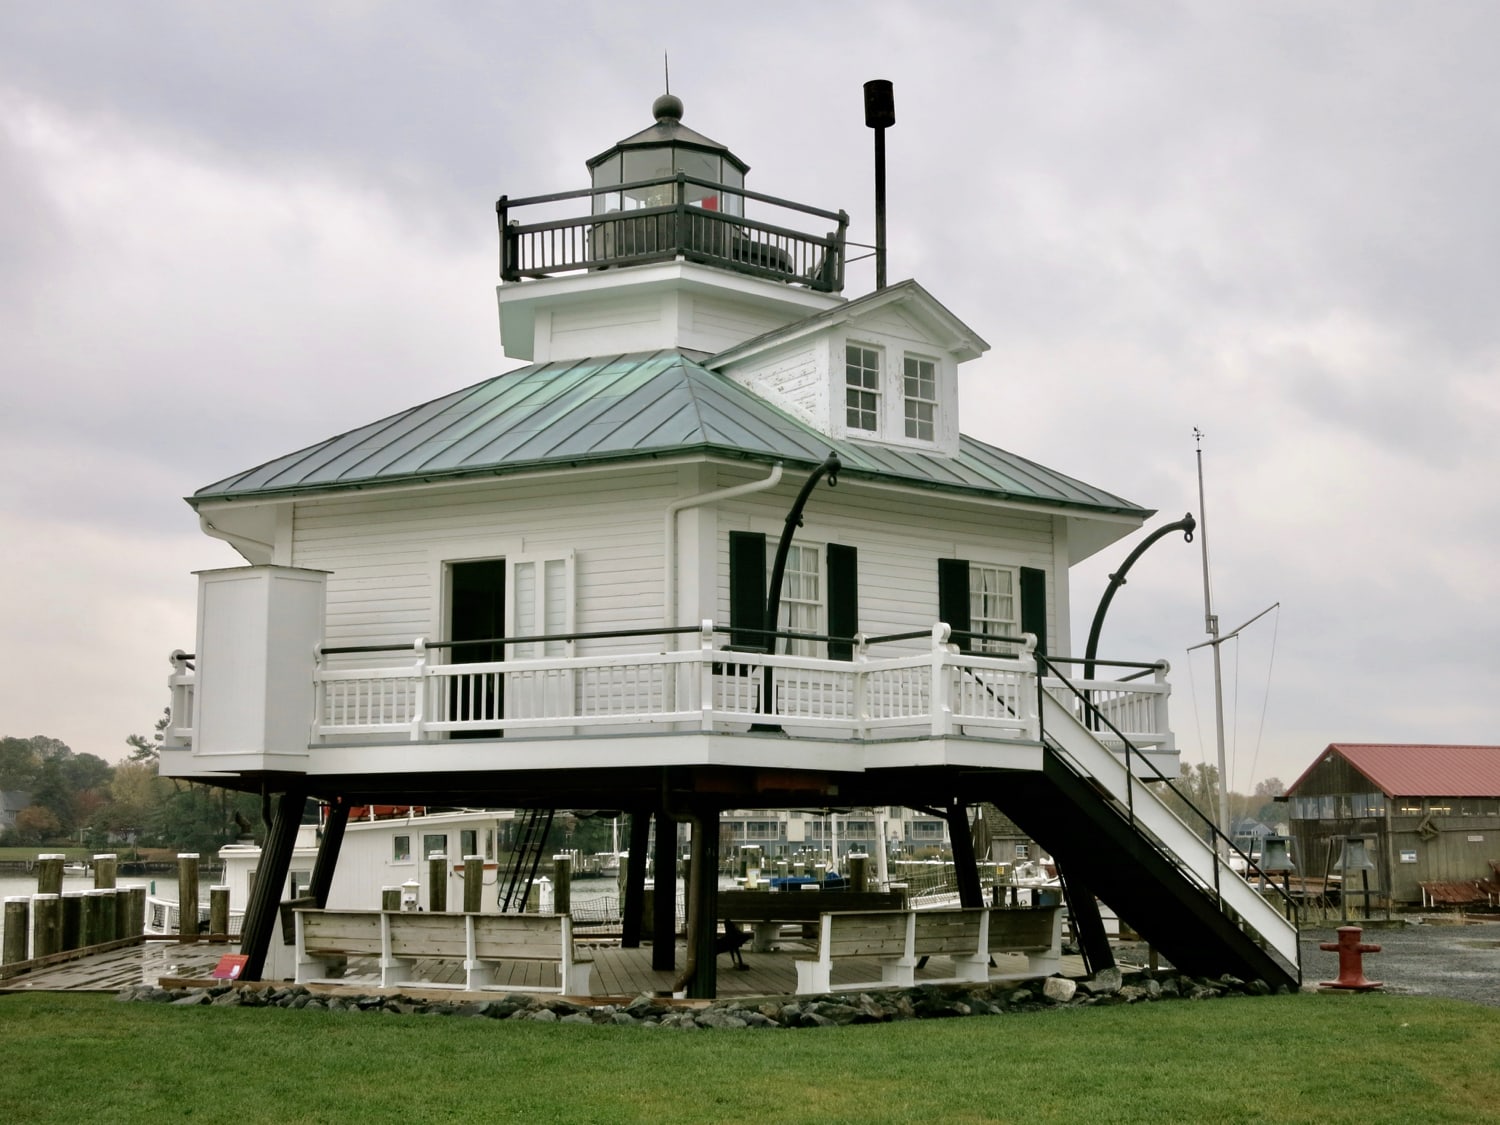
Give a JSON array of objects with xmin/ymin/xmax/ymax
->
[
  {"xmin": 0, "ymin": 791, "xmax": 31, "ymax": 834},
  {"xmin": 1284, "ymin": 744, "xmax": 1500, "ymax": 904}
]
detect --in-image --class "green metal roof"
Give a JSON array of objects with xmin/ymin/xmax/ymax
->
[{"xmin": 192, "ymin": 351, "xmax": 1147, "ymax": 516}]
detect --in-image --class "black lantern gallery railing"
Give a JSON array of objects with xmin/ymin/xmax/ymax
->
[{"xmin": 496, "ymin": 173, "xmax": 848, "ymax": 292}]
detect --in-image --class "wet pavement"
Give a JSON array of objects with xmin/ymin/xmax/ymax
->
[{"xmin": 1297, "ymin": 915, "xmax": 1500, "ymax": 1008}]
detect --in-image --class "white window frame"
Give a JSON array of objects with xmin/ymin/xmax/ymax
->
[
  {"xmin": 969, "ymin": 562, "xmax": 1019, "ymax": 654},
  {"xmin": 902, "ymin": 353, "xmax": 938, "ymax": 441},
  {"xmin": 845, "ymin": 343, "xmax": 882, "ymax": 434},
  {"xmin": 777, "ymin": 541, "xmax": 822, "ymax": 656}
]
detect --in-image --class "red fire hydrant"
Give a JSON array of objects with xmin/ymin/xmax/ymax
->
[{"xmin": 1319, "ymin": 925, "xmax": 1383, "ymax": 991}]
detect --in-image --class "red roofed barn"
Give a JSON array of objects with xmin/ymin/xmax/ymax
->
[{"xmin": 1284, "ymin": 744, "xmax": 1500, "ymax": 905}]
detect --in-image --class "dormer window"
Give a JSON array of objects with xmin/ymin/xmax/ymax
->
[
  {"xmin": 903, "ymin": 355, "xmax": 937, "ymax": 441},
  {"xmin": 846, "ymin": 344, "xmax": 881, "ymax": 432}
]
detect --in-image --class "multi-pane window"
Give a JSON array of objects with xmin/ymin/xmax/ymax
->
[
  {"xmin": 969, "ymin": 564, "xmax": 1018, "ymax": 653},
  {"xmin": 903, "ymin": 355, "xmax": 937, "ymax": 440},
  {"xmin": 393, "ymin": 834, "xmax": 412, "ymax": 861},
  {"xmin": 781, "ymin": 544, "xmax": 822, "ymax": 656},
  {"xmin": 845, "ymin": 344, "xmax": 880, "ymax": 432}
]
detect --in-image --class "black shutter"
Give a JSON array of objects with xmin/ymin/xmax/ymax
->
[
  {"xmin": 728, "ymin": 531, "xmax": 767, "ymax": 650},
  {"xmin": 826, "ymin": 543, "xmax": 858, "ymax": 661},
  {"xmin": 937, "ymin": 558, "xmax": 971, "ymax": 651},
  {"xmin": 1019, "ymin": 566, "xmax": 1048, "ymax": 659}
]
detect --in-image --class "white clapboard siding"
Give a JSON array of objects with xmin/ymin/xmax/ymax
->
[
  {"xmin": 713, "ymin": 478, "xmax": 1057, "ymax": 653},
  {"xmin": 292, "ymin": 467, "xmax": 677, "ymax": 655}
]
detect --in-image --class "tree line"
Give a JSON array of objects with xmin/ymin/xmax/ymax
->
[{"xmin": 0, "ymin": 713, "xmax": 261, "ymax": 856}]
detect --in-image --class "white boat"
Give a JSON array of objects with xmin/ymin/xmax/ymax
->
[{"xmin": 145, "ymin": 807, "xmax": 520, "ymax": 938}]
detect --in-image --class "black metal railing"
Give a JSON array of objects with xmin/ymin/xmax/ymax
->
[
  {"xmin": 1034, "ymin": 652, "xmax": 1300, "ymax": 976},
  {"xmin": 497, "ymin": 174, "xmax": 848, "ymax": 292}
]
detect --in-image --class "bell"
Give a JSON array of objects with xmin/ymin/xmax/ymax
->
[
  {"xmin": 1334, "ymin": 835, "xmax": 1377, "ymax": 872},
  {"xmin": 1259, "ymin": 835, "xmax": 1296, "ymax": 874}
]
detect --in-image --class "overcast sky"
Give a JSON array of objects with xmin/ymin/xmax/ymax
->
[{"xmin": 2, "ymin": 2, "xmax": 1496, "ymax": 793}]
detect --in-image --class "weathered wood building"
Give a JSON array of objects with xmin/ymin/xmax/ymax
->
[
  {"xmin": 158, "ymin": 92, "xmax": 1300, "ymax": 994},
  {"xmin": 1284, "ymin": 743, "xmax": 1500, "ymax": 905}
]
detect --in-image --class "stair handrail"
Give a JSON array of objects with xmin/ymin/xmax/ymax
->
[{"xmin": 1034, "ymin": 652, "xmax": 1300, "ymax": 925}]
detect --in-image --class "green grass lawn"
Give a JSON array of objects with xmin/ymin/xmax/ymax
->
[{"xmin": 1, "ymin": 992, "xmax": 1497, "ymax": 1124}]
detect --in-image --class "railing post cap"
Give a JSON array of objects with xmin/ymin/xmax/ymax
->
[
  {"xmin": 932, "ymin": 622, "xmax": 951, "ymax": 645},
  {"xmin": 177, "ymin": 853, "xmax": 199, "ymax": 860}
]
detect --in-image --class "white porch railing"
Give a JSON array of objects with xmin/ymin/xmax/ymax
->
[{"xmin": 167, "ymin": 622, "xmax": 1174, "ymax": 752}]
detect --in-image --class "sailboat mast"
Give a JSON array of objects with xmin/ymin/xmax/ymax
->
[{"xmin": 1195, "ymin": 429, "xmax": 1232, "ymax": 851}]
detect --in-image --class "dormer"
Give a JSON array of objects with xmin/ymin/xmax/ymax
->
[
  {"xmin": 495, "ymin": 95, "xmax": 849, "ymax": 363},
  {"xmin": 708, "ymin": 280, "xmax": 988, "ymax": 457}
]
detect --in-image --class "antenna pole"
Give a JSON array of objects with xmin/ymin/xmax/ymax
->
[
  {"xmin": 1195, "ymin": 428, "xmax": 1231, "ymax": 853},
  {"xmin": 863, "ymin": 80, "xmax": 895, "ymax": 291}
]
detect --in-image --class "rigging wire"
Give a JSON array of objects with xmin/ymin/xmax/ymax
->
[{"xmin": 1245, "ymin": 603, "xmax": 1282, "ymax": 788}]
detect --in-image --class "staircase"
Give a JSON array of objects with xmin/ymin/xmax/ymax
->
[{"xmin": 992, "ymin": 688, "xmax": 1301, "ymax": 989}]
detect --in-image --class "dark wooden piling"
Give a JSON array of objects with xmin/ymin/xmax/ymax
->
[
  {"xmin": 32, "ymin": 894, "xmax": 60, "ymax": 957},
  {"xmin": 552, "ymin": 854, "xmax": 571, "ymax": 916},
  {"xmin": 2, "ymin": 898, "xmax": 28, "ymax": 964},
  {"xmin": 60, "ymin": 891, "xmax": 84, "ymax": 950},
  {"xmin": 93, "ymin": 854, "xmax": 118, "ymax": 890},
  {"xmin": 848, "ymin": 853, "xmax": 869, "ymax": 892},
  {"xmin": 428, "ymin": 854, "xmax": 448, "ymax": 912},
  {"xmin": 463, "ymin": 856, "xmax": 483, "ymax": 913},
  {"xmin": 95, "ymin": 887, "xmax": 117, "ymax": 944},
  {"xmin": 121, "ymin": 886, "xmax": 146, "ymax": 939},
  {"xmin": 36, "ymin": 855, "xmax": 64, "ymax": 896},
  {"xmin": 209, "ymin": 886, "xmax": 230, "ymax": 937},
  {"xmin": 177, "ymin": 854, "xmax": 200, "ymax": 940}
]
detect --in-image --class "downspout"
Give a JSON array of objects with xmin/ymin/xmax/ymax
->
[
  {"xmin": 663, "ymin": 464, "xmax": 784, "ymax": 635},
  {"xmin": 199, "ymin": 514, "xmax": 276, "ymax": 565}
]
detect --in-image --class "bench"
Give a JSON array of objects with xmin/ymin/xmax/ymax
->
[
  {"xmin": 716, "ymin": 889, "xmax": 909, "ymax": 952},
  {"xmin": 794, "ymin": 906, "xmax": 1063, "ymax": 994},
  {"xmin": 294, "ymin": 909, "xmax": 593, "ymax": 995}
]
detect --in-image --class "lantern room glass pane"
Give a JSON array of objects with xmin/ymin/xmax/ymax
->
[{"xmin": 590, "ymin": 153, "xmax": 621, "ymax": 215}]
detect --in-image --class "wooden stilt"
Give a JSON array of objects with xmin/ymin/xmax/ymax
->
[
  {"xmin": 428, "ymin": 854, "xmax": 448, "ymax": 912},
  {"xmin": 463, "ymin": 856, "xmax": 483, "ymax": 913},
  {"xmin": 3, "ymin": 898, "xmax": 28, "ymax": 964},
  {"xmin": 60, "ymin": 892, "xmax": 82, "ymax": 950},
  {"xmin": 36, "ymin": 855, "xmax": 63, "ymax": 897},
  {"xmin": 176, "ymin": 854, "xmax": 200, "ymax": 940},
  {"xmin": 552, "ymin": 854, "xmax": 571, "ymax": 916},
  {"xmin": 238, "ymin": 788, "xmax": 307, "ymax": 981},
  {"xmin": 32, "ymin": 894, "xmax": 60, "ymax": 957},
  {"xmin": 93, "ymin": 854, "xmax": 118, "ymax": 890},
  {"xmin": 1058, "ymin": 867, "xmax": 1115, "ymax": 974},
  {"xmin": 946, "ymin": 804, "xmax": 984, "ymax": 908},
  {"xmin": 652, "ymin": 809, "xmax": 676, "ymax": 971},
  {"xmin": 621, "ymin": 809, "xmax": 651, "ymax": 948},
  {"xmin": 309, "ymin": 800, "xmax": 350, "ymax": 908},
  {"xmin": 687, "ymin": 807, "xmax": 720, "ymax": 1000},
  {"xmin": 210, "ymin": 886, "xmax": 230, "ymax": 938}
]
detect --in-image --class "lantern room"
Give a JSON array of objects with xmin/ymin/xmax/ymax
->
[{"xmin": 586, "ymin": 93, "xmax": 748, "ymax": 217}]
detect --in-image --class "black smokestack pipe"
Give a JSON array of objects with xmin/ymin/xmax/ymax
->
[{"xmin": 864, "ymin": 79, "xmax": 895, "ymax": 290}]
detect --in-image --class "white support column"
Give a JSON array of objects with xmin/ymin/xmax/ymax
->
[{"xmin": 930, "ymin": 623, "xmax": 952, "ymax": 737}]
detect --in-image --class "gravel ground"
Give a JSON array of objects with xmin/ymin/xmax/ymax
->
[{"xmin": 1296, "ymin": 914, "xmax": 1500, "ymax": 1008}]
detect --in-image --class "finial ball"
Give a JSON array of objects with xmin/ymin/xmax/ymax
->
[{"xmin": 652, "ymin": 93, "xmax": 684, "ymax": 122}]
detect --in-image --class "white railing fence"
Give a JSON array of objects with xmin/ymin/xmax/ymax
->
[{"xmin": 170, "ymin": 622, "xmax": 1173, "ymax": 752}]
